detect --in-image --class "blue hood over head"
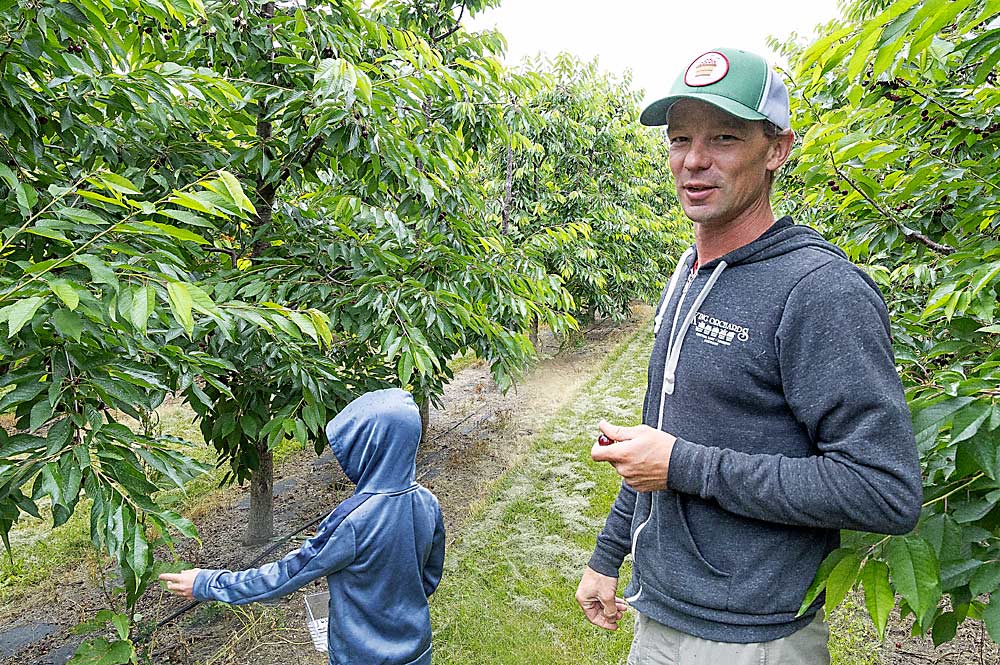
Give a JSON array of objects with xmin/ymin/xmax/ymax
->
[{"xmin": 325, "ymin": 388, "xmax": 421, "ymax": 493}]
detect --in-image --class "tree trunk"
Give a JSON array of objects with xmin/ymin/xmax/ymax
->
[
  {"xmin": 244, "ymin": 440, "xmax": 274, "ymax": 545},
  {"xmin": 418, "ymin": 397, "xmax": 429, "ymax": 442},
  {"xmin": 529, "ymin": 313, "xmax": 539, "ymax": 350},
  {"xmin": 243, "ymin": 4, "xmax": 277, "ymax": 545}
]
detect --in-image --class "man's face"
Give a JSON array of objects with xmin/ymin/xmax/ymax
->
[{"xmin": 666, "ymin": 99, "xmax": 789, "ymax": 228}]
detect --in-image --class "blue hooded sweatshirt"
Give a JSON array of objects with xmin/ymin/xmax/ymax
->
[{"xmin": 193, "ymin": 388, "xmax": 445, "ymax": 665}]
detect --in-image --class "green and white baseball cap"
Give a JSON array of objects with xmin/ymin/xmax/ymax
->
[{"xmin": 640, "ymin": 48, "xmax": 791, "ymax": 130}]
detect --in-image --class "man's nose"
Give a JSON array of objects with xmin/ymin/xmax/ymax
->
[{"xmin": 683, "ymin": 139, "xmax": 711, "ymax": 171}]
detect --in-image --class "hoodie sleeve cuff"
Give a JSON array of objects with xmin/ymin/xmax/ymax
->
[
  {"xmin": 587, "ymin": 549, "xmax": 623, "ymax": 578},
  {"xmin": 667, "ymin": 437, "xmax": 720, "ymax": 498},
  {"xmin": 192, "ymin": 569, "xmax": 217, "ymax": 602}
]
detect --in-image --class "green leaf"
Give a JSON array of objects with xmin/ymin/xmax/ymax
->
[
  {"xmin": 3, "ymin": 296, "xmax": 45, "ymax": 337},
  {"xmin": 217, "ymin": 171, "xmax": 255, "ymax": 214},
  {"xmin": 940, "ymin": 559, "xmax": 982, "ymax": 590},
  {"xmin": 970, "ymin": 561, "xmax": 1000, "ymax": 597},
  {"xmin": 0, "ymin": 163, "xmax": 17, "ymax": 190},
  {"xmin": 145, "ymin": 222, "xmax": 209, "ymax": 245},
  {"xmin": 130, "ymin": 523, "xmax": 149, "ymax": 582},
  {"xmin": 66, "ymin": 637, "xmax": 135, "ymax": 664},
  {"xmin": 166, "ymin": 282, "xmax": 194, "ymax": 337},
  {"xmin": 90, "ymin": 376, "xmax": 145, "ymax": 418},
  {"xmin": 308, "ymin": 309, "xmax": 334, "ymax": 348},
  {"xmin": 887, "ymin": 537, "xmax": 941, "ymax": 623},
  {"xmin": 861, "ymin": 559, "xmax": 894, "ymax": 640},
  {"xmin": 952, "ymin": 402, "xmax": 991, "ymax": 445},
  {"xmin": 0, "ymin": 381, "xmax": 46, "ymax": 414},
  {"xmin": 26, "ymin": 227, "xmax": 71, "ymax": 245},
  {"xmin": 286, "ymin": 310, "xmax": 319, "ymax": 344},
  {"xmin": 57, "ymin": 207, "xmax": 107, "ymax": 226},
  {"xmin": 920, "ymin": 513, "xmax": 965, "ymax": 563},
  {"xmin": 155, "ymin": 208, "xmax": 216, "ymax": 228},
  {"xmin": 984, "ymin": 596, "xmax": 1000, "ymax": 644},
  {"xmin": 912, "ymin": 397, "xmax": 975, "ymax": 451},
  {"xmin": 398, "ymin": 351, "xmax": 414, "ymax": 387},
  {"xmin": 154, "ymin": 509, "xmax": 199, "ymax": 541},
  {"xmin": 110, "ymin": 613, "xmax": 129, "ymax": 641},
  {"xmin": 168, "ymin": 191, "xmax": 215, "ymax": 215},
  {"xmin": 74, "ymin": 255, "xmax": 117, "ymax": 285},
  {"xmin": 130, "ymin": 285, "xmax": 155, "ymax": 334},
  {"xmin": 53, "ymin": 309, "xmax": 84, "ymax": 341},
  {"xmin": 932, "ymin": 611, "xmax": 958, "ymax": 646},
  {"xmin": 98, "ymin": 172, "xmax": 142, "ymax": 196},
  {"xmin": 971, "ymin": 428, "xmax": 1000, "ymax": 480},
  {"xmin": 48, "ymin": 279, "xmax": 80, "ymax": 310},
  {"xmin": 952, "ymin": 496, "xmax": 996, "ymax": 523},
  {"xmin": 797, "ymin": 547, "xmax": 854, "ymax": 616},
  {"xmin": 186, "ymin": 283, "xmax": 223, "ymax": 319},
  {"xmin": 825, "ymin": 550, "xmax": 863, "ymax": 613},
  {"xmin": 30, "ymin": 399, "xmax": 54, "ymax": 431}
]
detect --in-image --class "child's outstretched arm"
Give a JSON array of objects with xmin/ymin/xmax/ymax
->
[
  {"xmin": 422, "ymin": 510, "xmax": 446, "ymax": 597},
  {"xmin": 171, "ymin": 516, "xmax": 357, "ymax": 605}
]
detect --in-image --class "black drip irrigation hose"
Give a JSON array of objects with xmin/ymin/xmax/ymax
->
[{"xmin": 415, "ymin": 403, "xmax": 489, "ymax": 483}]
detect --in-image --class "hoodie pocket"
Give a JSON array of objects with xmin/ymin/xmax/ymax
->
[
  {"xmin": 723, "ymin": 521, "xmax": 834, "ymax": 617},
  {"xmin": 635, "ymin": 493, "xmax": 731, "ymax": 611}
]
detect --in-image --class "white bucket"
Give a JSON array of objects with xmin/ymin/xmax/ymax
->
[{"xmin": 304, "ymin": 591, "xmax": 330, "ymax": 652}]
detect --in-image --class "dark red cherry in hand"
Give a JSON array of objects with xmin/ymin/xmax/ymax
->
[{"xmin": 597, "ymin": 433, "xmax": 613, "ymax": 446}]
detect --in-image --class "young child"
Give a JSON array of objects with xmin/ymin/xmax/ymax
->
[{"xmin": 159, "ymin": 388, "xmax": 445, "ymax": 665}]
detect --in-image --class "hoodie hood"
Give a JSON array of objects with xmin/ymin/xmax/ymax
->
[
  {"xmin": 701, "ymin": 216, "xmax": 847, "ymax": 268},
  {"xmin": 325, "ymin": 388, "xmax": 421, "ymax": 493}
]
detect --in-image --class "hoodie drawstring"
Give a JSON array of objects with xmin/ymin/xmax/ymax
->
[
  {"xmin": 653, "ymin": 247, "xmax": 694, "ymax": 337},
  {"xmin": 654, "ymin": 255, "xmax": 728, "ymax": 428}
]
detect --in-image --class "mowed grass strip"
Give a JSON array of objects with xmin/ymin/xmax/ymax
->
[{"xmin": 430, "ymin": 324, "xmax": 651, "ymax": 665}]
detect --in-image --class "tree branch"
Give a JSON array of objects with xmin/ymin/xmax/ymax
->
[
  {"xmin": 274, "ymin": 135, "xmax": 325, "ymax": 189},
  {"xmin": 202, "ymin": 246, "xmax": 239, "ymax": 265},
  {"xmin": 832, "ymin": 162, "xmax": 955, "ymax": 255},
  {"xmin": 432, "ymin": 1, "xmax": 466, "ymax": 43}
]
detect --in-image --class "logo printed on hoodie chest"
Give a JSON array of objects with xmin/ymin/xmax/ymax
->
[{"xmin": 695, "ymin": 312, "xmax": 750, "ymax": 347}]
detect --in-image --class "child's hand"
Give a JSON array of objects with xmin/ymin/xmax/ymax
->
[{"xmin": 159, "ymin": 569, "xmax": 201, "ymax": 600}]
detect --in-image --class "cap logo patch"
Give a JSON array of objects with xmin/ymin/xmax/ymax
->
[{"xmin": 684, "ymin": 52, "xmax": 729, "ymax": 87}]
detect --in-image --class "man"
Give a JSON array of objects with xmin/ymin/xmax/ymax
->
[{"xmin": 575, "ymin": 48, "xmax": 922, "ymax": 664}]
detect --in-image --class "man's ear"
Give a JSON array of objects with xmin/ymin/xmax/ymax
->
[{"xmin": 766, "ymin": 130, "xmax": 795, "ymax": 171}]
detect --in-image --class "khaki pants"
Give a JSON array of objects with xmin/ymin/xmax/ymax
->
[{"xmin": 626, "ymin": 612, "xmax": 831, "ymax": 665}]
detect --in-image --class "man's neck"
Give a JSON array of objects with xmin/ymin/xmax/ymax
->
[{"xmin": 693, "ymin": 206, "xmax": 776, "ymax": 266}]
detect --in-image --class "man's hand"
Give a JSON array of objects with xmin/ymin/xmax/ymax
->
[
  {"xmin": 575, "ymin": 566, "xmax": 628, "ymax": 630},
  {"xmin": 592, "ymin": 420, "xmax": 676, "ymax": 492},
  {"xmin": 159, "ymin": 569, "xmax": 201, "ymax": 600}
]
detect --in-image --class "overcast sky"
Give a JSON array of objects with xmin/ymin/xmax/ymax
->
[{"xmin": 465, "ymin": 0, "xmax": 844, "ymax": 107}]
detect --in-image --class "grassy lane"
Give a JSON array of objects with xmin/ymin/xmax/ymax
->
[{"xmin": 430, "ymin": 324, "xmax": 650, "ymax": 665}]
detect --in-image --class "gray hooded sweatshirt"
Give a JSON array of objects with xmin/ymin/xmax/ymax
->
[{"xmin": 588, "ymin": 218, "xmax": 922, "ymax": 643}]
